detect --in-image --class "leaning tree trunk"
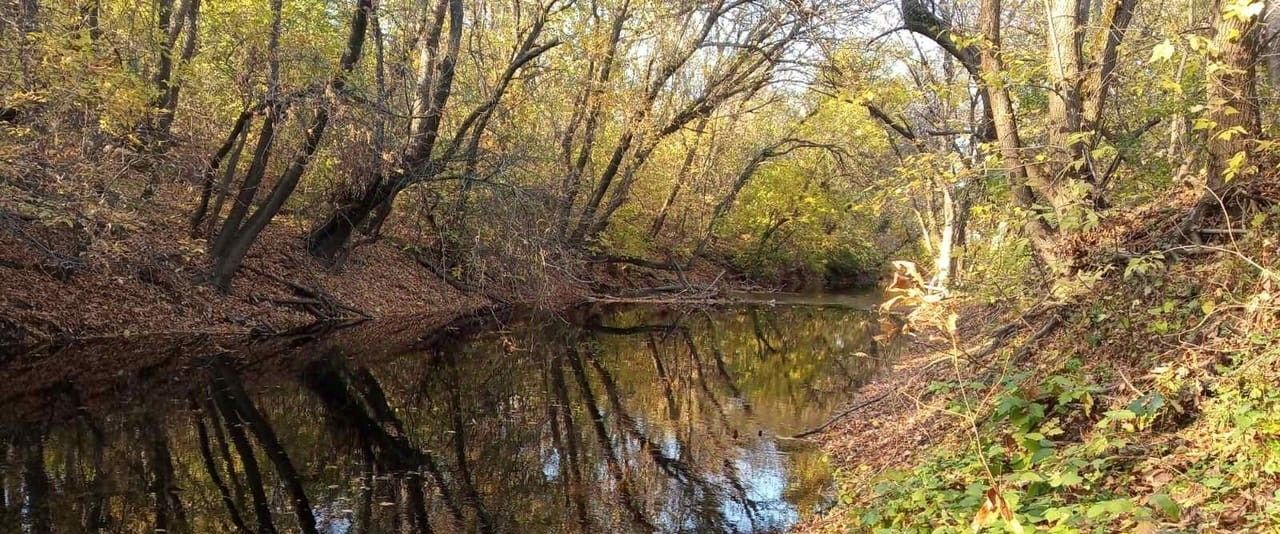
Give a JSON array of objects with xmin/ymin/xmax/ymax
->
[
  {"xmin": 557, "ymin": 7, "xmax": 627, "ymax": 240},
  {"xmin": 309, "ymin": 0, "xmax": 559, "ymax": 264},
  {"xmin": 189, "ymin": 108, "xmax": 253, "ymax": 235},
  {"xmin": 650, "ymin": 121, "xmax": 706, "ymax": 239},
  {"xmin": 208, "ymin": 0, "xmax": 373, "ymax": 291},
  {"xmin": 207, "ymin": 0, "xmax": 283, "ymax": 260},
  {"xmin": 977, "ymin": 0, "xmax": 1068, "ymax": 276},
  {"xmin": 305, "ymin": 0, "xmax": 463, "ymax": 263}
]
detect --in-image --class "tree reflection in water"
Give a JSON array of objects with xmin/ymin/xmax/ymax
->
[{"xmin": 0, "ymin": 303, "xmax": 891, "ymax": 533}]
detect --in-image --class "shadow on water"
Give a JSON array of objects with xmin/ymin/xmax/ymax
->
[{"xmin": 0, "ymin": 300, "xmax": 894, "ymax": 533}]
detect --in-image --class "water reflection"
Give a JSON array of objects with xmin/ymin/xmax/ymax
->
[{"xmin": 0, "ymin": 303, "xmax": 890, "ymax": 533}]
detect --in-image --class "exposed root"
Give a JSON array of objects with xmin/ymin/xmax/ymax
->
[{"xmin": 245, "ymin": 266, "xmax": 370, "ymax": 320}]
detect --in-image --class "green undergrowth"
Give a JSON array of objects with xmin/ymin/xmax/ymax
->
[{"xmin": 839, "ymin": 232, "xmax": 1280, "ymax": 532}]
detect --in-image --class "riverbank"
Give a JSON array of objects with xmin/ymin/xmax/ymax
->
[
  {"xmin": 798, "ymin": 229, "xmax": 1280, "ymax": 531},
  {"xmin": 0, "ymin": 171, "xmax": 749, "ymax": 345},
  {"xmin": 0, "ymin": 219, "xmax": 488, "ymax": 344}
]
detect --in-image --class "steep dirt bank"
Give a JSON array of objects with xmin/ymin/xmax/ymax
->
[
  {"xmin": 0, "ymin": 173, "xmax": 753, "ymax": 346},
  {"xmin": 0, "ymin": 169, "xmax": 583, "ymax": 345},
  {"xmin": 0, "ymin": 215, "xmax": 498, "ymax": 344}
]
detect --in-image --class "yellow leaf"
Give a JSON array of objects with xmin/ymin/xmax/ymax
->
[
  {"xmin": 972, "ymin": 488, "xmax": 1024, "ymax": 533},
  {"xmin": 1133, "ymin": 521, "xmax": 1159, "ymax": 534},
  {"xmin": 1150, "ymin": 40, "xmax": 1176, "ymax": 63}
]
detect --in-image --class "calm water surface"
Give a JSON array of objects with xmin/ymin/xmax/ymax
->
[{"xmin": 0, "ymin": 301, "xmax": 891, "ymax": 533}]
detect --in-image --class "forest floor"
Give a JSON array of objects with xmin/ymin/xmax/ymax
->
[
  {"xmin": 0, "ymin": 175, "xmax": 491, "ymax": 343},
  {"xmin": 799, "ymin": 192, "xmax": 1280, "ymax": 531},
  {"xmin": 0, "ymin": 162, "xmax": 733, "ymax": 346}
]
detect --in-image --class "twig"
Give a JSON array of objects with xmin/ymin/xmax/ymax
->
[
  {"xmin": 965, "ymin": 302, "xmax": 1061, "ymax": 359},
  {"xmin": 1013, "ymin": 313, "xmax": 1063, "ymax": 360},
  {"xmin": 1164, "ymin": 244, "xmax": 1277, "ymax": 280},
  {"xmin": 791, "ymin": 390, "xmax": 893, "ymax": 439}
]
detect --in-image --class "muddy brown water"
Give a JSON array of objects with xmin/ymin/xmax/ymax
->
[{"xmin": 0, "ymin": 298, "xmax": 891, "ymax": 533}]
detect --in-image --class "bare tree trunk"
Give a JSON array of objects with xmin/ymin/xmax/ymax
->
[
  {"xmin": 303, "ymin": 7, "xmax": 387, "ymax": 268},
  {"xmin": 978, "ymin": 0, "xmax": 1068, "ymax": 275},
  {"xmin": 931, "ymin": 185, "xmax": 956, "ymax": 291},
  {"xmin": 78, "ymin": 0, "xmax": 102, "ymax": 41},
  {"xmin": 305, "ymin": 0, "xmax": 463, "ymax": 262},
  {"xmin": 409, "ymin": 0, "xmax": 451, "ymax": 148},
  {"xmin": 570, "ymin": 0, "xmax": 784, "ymax": 244},
  {"xmin": 210, "ymin": 0, "xmax": 374, "ymax": 291},
  {"xmin": 1186, "ymin": 0, "xmax": 1264, "ymax": 227},
  {"xmin": 1207, "ymin": 0, "xmax": 1263, "ymax": 186},
  {"xmin": 1080, "ymin": 0, "xmax": 1139, "ymax": 132},
  {"xmin": 209, "ymin": 106, "xmax": 280, "ymax": 260},
  {"xmin": 444, "ymin": 15, "xmax": 560, "ymax": 271},
  {"xmin": 207, "ymin": 0, "xmax": 283, "ymax": 260},
  {"xmin": 190, "ymin": 109, "xmax": 253, "ymax": 235},
  {"xmin": 1045, "ymin": 0, "xmax": 1087, "ymax": 169},
  {"xmin": 651, "ymin": 118, "xmax": 711, "ymax": 238},
  {"xmin": 17, "ymin": 0, "xmax": 39, "ymax": 90},
  {"xmin": 154, "ymin": 0, "xmax": 201, "ymax": 137},
  {"xmin": 691, "ymin": 150, "xmax": 773, "ymax": 260},
  {"xmin": 900, "ymin": 0, "xmax": 997, "ymax": 140},
  {"xmin": 557, "ymin": 6, "xmax": 628, "ymax": 239},
  {"xmin": 140, "ymin": 0, "xmax": 199, "ymax": 145},
  {"xmin": 308, "ymin": 1, "xmax": 558, "ymax": 263},
  {"xmin": 1265, "ymin": 7, "xmax": 1280, "ymax": 89},
  {"xmin": 204, "ymin": 125, "xmax": 250, "ymax": 237}
]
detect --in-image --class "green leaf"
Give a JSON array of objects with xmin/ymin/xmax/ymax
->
[
  {"xmin": 1050, "ymin": 470, "xmax": 1083, "ymax": 488},
  {"xmin": 1043, "ymin": 506, "xmax": 1073, "ymax": 522},
  {"xmin": 1148, "ymin": 493, "xmax": 1181, "ymax": 521},
  {"xmin": 1105, "ymin": 409, "xmax": 1137, "ymax": 421},
  {"xmin": 1086, "ymin": 498, "xmax": 1134, "ymax": 519},
  {"xmin": 1150, "ymin": 40, "xmax": 1176, "ymax": 63}
]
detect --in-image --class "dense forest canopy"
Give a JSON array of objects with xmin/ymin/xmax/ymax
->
[
  {"xmin": 2, "ymin": 0, "xmax": 885, "ymax": 292},
  {"xmin": 0, "ymin": 0, "xmax": 1267, "ymax": 296},
  {"xmin": 1, "ymin": 0, "xmax": 1274, "ymax": 296}
]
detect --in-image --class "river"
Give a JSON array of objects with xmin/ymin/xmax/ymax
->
[{"xmin": 0, "ymin": 298, "xmax": 891, "ymax": 533}]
